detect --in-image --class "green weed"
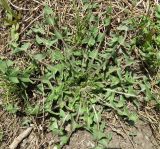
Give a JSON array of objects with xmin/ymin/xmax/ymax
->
[
  {"xmin": 0, "ymin": 0, "xmax": 20, "ymax": 46},
  {"xmin": 0, "ymin": 2, "xmax": 160, "ymax": 148},
  {"xmin": 0, "ymin": 74, "xmax": 19, "ymax": 113}
]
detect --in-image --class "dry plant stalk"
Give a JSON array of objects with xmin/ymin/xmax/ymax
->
[{"xmin": 9, "ymin": 127, "xmax": 33, "ymax": 149}]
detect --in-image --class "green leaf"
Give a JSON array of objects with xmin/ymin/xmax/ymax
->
[
  {"xmin": 93, "ymin": 112, "xmax": 101, "ymax": 123},
  {"xmin": 109, "ymin": 35, "xmax": 119, "ymax": 46},
  {"xmin": 92, "ymin": 127, "xmax": 106, "ymax": 141},
  {"xmin": 43, "ymin": 39, "xmax": 57, "ymax": 47},
  {"xmin": 51, "ymin": 50, "xmax": 64, "ymax": 61},
  {"xmin": 25, "ymin": 105, "xmax": 40, "ymax": 115},
  {"xmin": 9, "ymin": 76, "xmax": 19, "ymax": 83},
  {"xmin": 36, "ymin": 35, "xmax": 43, "ymax": 44},
  {"xmin": 21, "ymin": 43, "xmax": 30, "ymax": 50},
  {"xmin": 116, "ymin": 96, "xmax": 125, "ymax": 108},
  {"xmin": 0, "ymin": 0, "xmax": 12, "ymax": 13},
  {"xmin": 110, "ymin": 76, "xmax": 120, "ymax": 86},
  {"xmin": 20, "ymin": 77, "xmax": 32, "ymax": 83},
  {"xmin": 73, "ymin": 51, "xmax": 82, "ymax": 57},
  {"xmin": 156, "ymin": 5, "xmax": 160, "ymax": 13},
  {"xmin": 127, "ymin": 86, "xmax": 136, "ymax": 97},
  {"xmin": 5, "ymin": 104, "xmax": 18, "ymax": 114},
  {"xmin": 156, "ymin": 5, "xmax": 160, "ymax": 19},
  {"xmin": 46, "ymin": 16, "xmax": 55, "ymax": 25},
  {"xmin": 49, "ymin": 118, "xmax": 58, "ymax": 130},
  {"xmin": 129, "ymin": 113, "xmax": 138, "ymax": 123},
  {"xmin": 117, "ymin": 107, "xmax": 129, "ymax": 117},
  {"xmin": 55, "ymin": 30, "xmax": 63, "ymax": 40},
  {"xmin": 98, "ymin": 138, "xmax": 108, "ymax": 147},
  {"xmin": 89, "ymin": 14, "xmax": 95, "ymax": 22},
  {"xmin": 44, "ymin": 5, "xmax": 53, "ymax": 15},
  {"xmin": 11, "ymin": 29, "xmax": 19, "ymax": 41},
  {"xmin": 89, "ymin": 50, "xmax": 98, "ymax": 59},
  {"xmin": 6, "ymin": 60, "xmax": 14, "ymax": 67},
  {"xmin": 97, "ymin": 32, "xmax": 105, "ymax": 42},
  {"xmin": 91, "ymin": 27, "xmax": 99, "ymax": 38},
  {"xmin": 60, "ymin": 109, "xmax": 66, "ymax": 118},
  {"xmin": 0, "ymin": 60, "xmax": 8, "ymax": 73},
  {"xmin": 82, "ymin": 37, "xmax": 89, "ymax": 44},
  {"xmin": 157, "ymin": 51, "xmax": 160, "ymax": 61},
  {"xmin": 118, "ymin": 35, "xmax": 125, "ymax": 45},
  {"xmin": 88, "ymin": 36, "xmax": 95, "ymax": 46},
  {"xmin": 104, "ymin": 17, "xmax": 111, "ymax": 27},
  {"xmin": 13, "ymin": 43, "xmax": 30, "ymax": 54},
  {"xmin": 60, "ymin": 136, "xmax": 69, "ymax": 146},
  {"xmin": 84, "ymin": 114, "xmax": 93, "ymax": 127},
  {"xmin": 34, "ymin": 54, "xmax": 46, "ymax": 62},
  {"xmin": 32, "ymin": 27, "xmax": 45, "ymax": 34},
  {"xmin": 117, "ymin": 25, "xmax": 128, "ymax": 31}
]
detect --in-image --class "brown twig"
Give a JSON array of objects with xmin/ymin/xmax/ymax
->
[
  {"xmin": 20, "ymin": 13, "xmax": 43, "ymax": 35},
  {"xmin": 7, "ymin": 0, "xmax": 30, "ymax": 11},
  {"xmin": 9, "ymin": 127, "xmax": 33, "ymax": 149}
]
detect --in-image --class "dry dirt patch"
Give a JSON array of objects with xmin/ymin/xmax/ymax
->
[{"xmin": 0, "ymin": 107, "xmax": 159, "ymax": 149}]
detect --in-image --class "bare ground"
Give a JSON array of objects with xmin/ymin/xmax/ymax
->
[{"xmin": 0, "ymin": 107, "xmax": 159, "ymax": 149}]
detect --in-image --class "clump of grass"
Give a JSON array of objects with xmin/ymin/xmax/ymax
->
[
  {"xmin": 0, "ymin": 75, "xmax": 19, "ymax": 113},
  {"xmin": 0, "ymin": 1, "xmax": 160, "ymax": 148}
]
